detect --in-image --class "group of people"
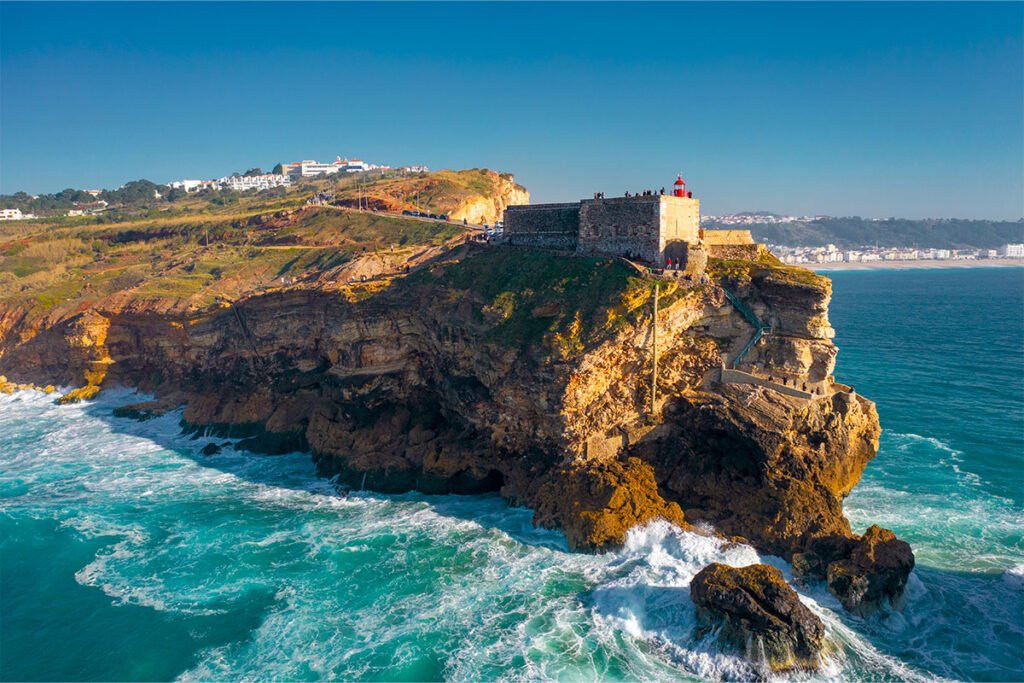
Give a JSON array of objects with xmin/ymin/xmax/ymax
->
[
  {"xmin": 664, "ymin": 257, "xmax": 684, "ymax": 270},
  {"xmin": 591, "ymin": 188, "xmax": 668, "ymax": 200},
  {"xmin": 623, "ymin": 188, "xmax": 666, "ymax": 198}
]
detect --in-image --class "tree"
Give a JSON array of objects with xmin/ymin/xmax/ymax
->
[
  {"xmin": 244, "ymin": 167, "xmax": 263, "ymax": 177},
  {"xmin": 272, "ymin": 163, "xmax": 284, "ymax": 175}
]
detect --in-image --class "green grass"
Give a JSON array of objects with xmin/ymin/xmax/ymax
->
[
  {"xmin": 708, "ymin": 252, "xmax": 828, "ymax": 292},
  {"xmin": 431, "ymin": 249, "xmax": 661, "ymax": 355},
  {"xmin": 33, "ymin": 274, "xmax": 87, "ymax": 309},
  {"xmin": 297, "ymin": 209, "xmax": 464, "ymax": 246}
]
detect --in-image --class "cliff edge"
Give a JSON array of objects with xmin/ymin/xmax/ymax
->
[{"xmin": 0, "ymin": 211, "xmax": 912, "ymax": 616}]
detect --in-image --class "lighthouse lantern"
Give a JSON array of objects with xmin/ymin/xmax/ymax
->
[{"xmin": 673, "ymin": 174, "xmax": 686, "ymax": 198}]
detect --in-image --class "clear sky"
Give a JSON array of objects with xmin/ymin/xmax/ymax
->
[{"xmin": 1, "ymin": 2, "xmax": 1021, "ymax": 219}]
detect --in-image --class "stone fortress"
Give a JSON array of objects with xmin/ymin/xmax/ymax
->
[{"xmin": 501, "ymin": 175, "xmax": 758, "ymax": 275}]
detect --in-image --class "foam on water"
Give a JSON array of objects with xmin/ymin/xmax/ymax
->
[
  {"xmin": 5, "ymin": 389, "xmax": 1006, "ymax": 681},
  {"xmin": 5, "ymin": 268, "xmax": 1022, "ymax": 681}
]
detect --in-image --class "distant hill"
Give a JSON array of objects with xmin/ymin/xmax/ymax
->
[
  {"xmin": 0, "ymin": 168, "xmax": 524, "ymax": 313},
  {"xmin": 331, "ymin": 168, "xmax": 528, "ymax": 224},
  {"xmin": 703, "ymin": 216, "xmax": 1024, "ymax": 249}
]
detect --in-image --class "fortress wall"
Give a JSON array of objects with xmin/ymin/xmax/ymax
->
[
  {"xmin": 719, "ymin": 368, "xmax": 814, "ymax": 400},
  {"xmin": 703, "ymin": 229, "xmax": 754, "ymax": 246},
  {"xmin": 708, "ymin": 243, "xmax": 763, "ymax": 260},
  {"xmin": 577, "ymin": 197, "xmax": 661, "ymax": 262},
  {"xmin": 659, "ymin": 197, "xmax": 701, "ymax": 254},
  {"xmin": 503, "ymin": 203, "xmax": 581, "ymax": 250}
]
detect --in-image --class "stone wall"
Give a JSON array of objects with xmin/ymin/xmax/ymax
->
[
  {"xmin": 578, "ymin": 197, "xmax": 662, "ymax": 262},
  {"xmin": 708, "ymin": 243, "xmax": 763, "ymax": 260},
  {"xmin": 719, "ymin": 368, "xmax": 813, "ymax": 399},
  {"xmin": 503, "ymin": 203, "xmax": 580, "ymax": 251},
  {"xmin": 504, "ymin": 195, "xmax": 706, "ymax": 265},
  {"xmin": 704, "ymin": 229, "xmax": 754, "ymax": 246},
  {"xmin": 659, "ymin": 196, "xmax": 701, "ymax": 253}
]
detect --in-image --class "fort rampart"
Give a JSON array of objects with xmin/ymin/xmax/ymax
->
[
  {"xmin": 703, "ymin": 229, "xmax": 754, "ymax": 246},
  {"xmin": 707, "ymin": 243, "xmax": 763, "ymax": 260},
  {"xmin": 503, "ymin": 202, "xmax": 580, "ymax": 251},
  {"xmin": 578, "ymin": 197, "xmax": 662, "ymax": 262},
  {"xmin": 502, "ymin": 195, "xmax": 701, "ymax": 265}
]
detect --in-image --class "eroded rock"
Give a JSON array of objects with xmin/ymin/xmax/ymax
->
[
  {"xmin": 0, "ymin": 246, "xmax": 912, "ymax": 616},
  {"xmin": 532, "ymin": 457, "xmax": 686, "ymax": 551},
  {"xmin": 825, "ymin": 525, "xmax": 915, "ymax": 615},
  {"xmin": 691, "ymin": 563, "xmax": 825, "ymax": 672}
]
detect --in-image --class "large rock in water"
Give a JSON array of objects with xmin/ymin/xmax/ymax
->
[
  {"xmin": 532, "ymin": 457, "xmax": 687, "ymax": 551},
  {"xmin": 691, "ymin": 563, "xmax": 825, "ymax": 672},
  {"xmin": 825, "ymin": 525, "xmax": 915, "ymax": 615}
]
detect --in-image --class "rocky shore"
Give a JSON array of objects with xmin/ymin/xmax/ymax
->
[{"xmin": 0, "ymin": 243, "xmax": 914, "ymax": 667}]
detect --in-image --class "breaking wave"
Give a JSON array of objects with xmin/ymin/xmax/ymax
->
[{"xmin": 5, "ymin": 390, "xmax": 1021, "ymax": 680}]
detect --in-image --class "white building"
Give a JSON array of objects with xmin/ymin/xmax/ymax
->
[
  {"xmin": 0, "ymin": 208, "xmax": 25, "ymax": 221},
  {"xmin": 282, "ymin": 159, "xmax": 342, "ymax": 177},
  {"xmin": 168, "ymin": 179, "xmax": 206, "ymax": 192},
  {"xmin": 219, "ymin": 174, "xmax": 292, "ymax": 192},
  {"xmin": 281, "ymin": 156, "xmax": 389, "ymax": 178},
  {"xmin": 401, "ymin": 165, "xmax": 430, "ymax": 173},
  {"xmin": 999, "ymin": 243, "xmax": 1024, "ymax": 258}
]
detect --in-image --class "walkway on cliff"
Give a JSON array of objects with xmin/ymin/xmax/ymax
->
[{"xmin": 721, "ymin": 287, "xmax": 766, "ymax": 369}]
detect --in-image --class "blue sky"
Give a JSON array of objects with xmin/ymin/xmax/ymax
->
[{"xmin": 1, "ymin": 2, "xmax": 1021, "ymax": 219}]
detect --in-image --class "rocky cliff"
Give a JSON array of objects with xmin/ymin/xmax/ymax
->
[
  {"xmin": 332, "ymin": 169, "xmax": 529, "ymax": 225},
  {"xmin": 0, "ymin": 244, "xmax": 912, "ymax": 615}
]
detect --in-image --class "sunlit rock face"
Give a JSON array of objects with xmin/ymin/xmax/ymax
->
[{"xmin": 0, "ymin": 246, "xmax": 912, "ymax": 613}]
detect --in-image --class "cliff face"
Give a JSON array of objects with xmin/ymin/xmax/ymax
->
[
  {"xmin": 332, "ymin": 169, "xmax": 529, "ymax": 225},
  {"xmin": 0, "ymin": 246, "xmax": 908, "ymax": 613},
  {"xmin": 446, "ymin": 173, "xmax": 529, "ymax": 225}
]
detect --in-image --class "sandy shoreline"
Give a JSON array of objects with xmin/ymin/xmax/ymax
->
[{"xmin": 809, "ymin": 258, "xmax": 1024, "ymax": 272}]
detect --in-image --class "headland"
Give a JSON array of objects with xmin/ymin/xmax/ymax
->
[{"xmin": 0, "ymin": 170, "xmax": 914, "ymax": 670}]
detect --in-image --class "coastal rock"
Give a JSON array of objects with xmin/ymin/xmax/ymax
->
[
  {"xmin": 691, "ymin": 563, "xmax": 826, "ymax": 672},
  {"xmin": 200, "ymin": 442, "xmax": 222, "ymax": 456},
  {"xmin": 633, "ymin": 384, "xmax": 881, "ymax": 559},
  {"xmin": 532, "ymin": 457, "xmax": 686, "ymax": 551},
  {"xmin": 0, "ymin": 245, "xmax": 910, "ymax": 615},
  {"xmin": 825, "ymin": 525, "xmax": 915, "ymax": 615}
]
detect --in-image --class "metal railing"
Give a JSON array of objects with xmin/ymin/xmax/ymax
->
[{"xmin": 721, "ymin": 287, "xmax": 765, "ymax": 369}]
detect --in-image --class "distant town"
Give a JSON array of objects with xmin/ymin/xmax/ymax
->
[
  {"xmin": 167, "ymin": 156, "xmax": 429, "ymax": 195},
  {"xmin": 769, "ymin": 242, "xmax": 1024, "ymax": 265},
  {"xmin": 702, "ymin": 213, "xmax": 1024, "ymax": 264},
  {"xmin": 0, "ymin": 154, "xmax": 429, "ymax": 220}
]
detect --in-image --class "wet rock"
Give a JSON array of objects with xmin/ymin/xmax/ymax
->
[
  {"xmin": 0, "ymin": 243, "xmax": 911, "ymax": 618},
  {"xmin": 691, "ymin": 563, "xmax": 825, "ymax": 672},
  {"xmin": 200, "ymin": 442, "xmax": 222, "ymax": 456},
  {"xmin": 532, "ymin": 457, "xmax": 686, "ymax": 552},
  {"xmin": 826, "ymin": 525, "xmax": 915, "ymax": 615}
]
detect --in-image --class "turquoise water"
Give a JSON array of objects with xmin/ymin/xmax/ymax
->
[{"xmin": 1, "ymin": 267, "xmax": 1022, "ymax": 681}]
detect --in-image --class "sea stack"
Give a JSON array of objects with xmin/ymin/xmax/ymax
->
[{"xmin": 691, "ymin": 563, "xmax": 826, "ymax": 673}]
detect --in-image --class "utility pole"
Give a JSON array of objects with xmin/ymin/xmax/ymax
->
[{"xmin": 651, "ymin": 282, "xmax": 659, "ymax": 416}]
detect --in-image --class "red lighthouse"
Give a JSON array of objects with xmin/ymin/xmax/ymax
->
[{"xmin": 673, "ymin": 174, "xmax": 687, "ymax": 198}]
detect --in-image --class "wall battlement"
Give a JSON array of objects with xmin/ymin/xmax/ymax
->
[{"xmin": 503, "ymin": 194, "xmax": 701, "ymax": 265}]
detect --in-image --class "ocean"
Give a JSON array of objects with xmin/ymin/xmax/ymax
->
[{"xmin": 1, "ymin": 267, "xmax": 1022, "ymax": 682}]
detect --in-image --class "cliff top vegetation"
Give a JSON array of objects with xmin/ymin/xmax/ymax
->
[
  {"xmin": 0, "ymin": 197, "xmax": 467, "ymax": 315},
  {"xmin": 414, "ymin": 249, "xmax": 700, "ymax": 357},
  {"xmin": 707, "ymin": 250, "xmax": 830, "ymax": 293},
  {"xmin": 331, "ymin": 168, "xmax": 526, "ymax": 218}
]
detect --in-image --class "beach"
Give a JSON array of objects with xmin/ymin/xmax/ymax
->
[{"xmin": 810, "ymin": 258, "xmax": 1024, "ymax": 272}]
